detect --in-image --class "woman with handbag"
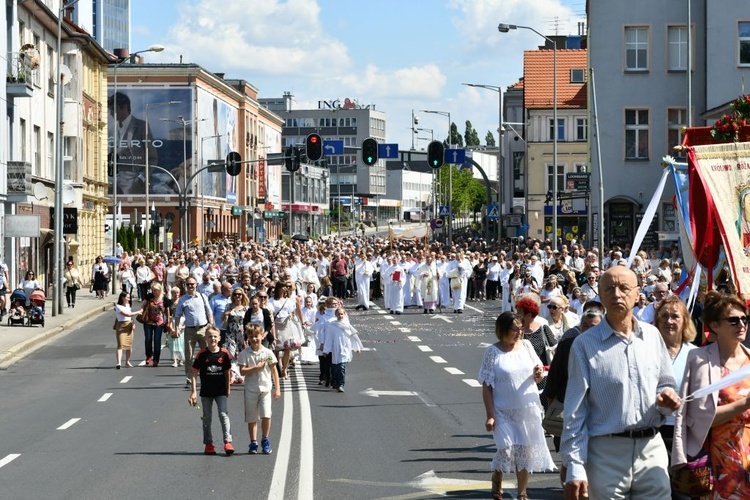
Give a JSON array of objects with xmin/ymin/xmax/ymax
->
[
  {"xmin": 269, "ymin": 281, "xmax": 302, "ymax": 379},
  {"xmin": 673, "ymin": 291, "xmax": 750, "ymax": 499},
  {"xmin": 113, "ymin": 292, "xmax": 140, "ymax": 369},
  {"xmin": 165, "ymin": 287, "xmax": 185, "ymax": 367},
  {"xmin": 515, "ymin": 294, "xmax": 558, "ymax": 398},
  {"xmin": 63, "ymin": 261, "xmax": 84, "ymax": 308},
  {"xmin": 141, "ymin": 283, "xmax": 169, "ymax": 367},
  {"xmin": 479, "ymin": 311, "xmax": 556, "ymax": 500}
]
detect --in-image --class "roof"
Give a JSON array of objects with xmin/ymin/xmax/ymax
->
[
  {"xmin": 523, "ymin": 49, "xmax": 587, "ymax": 110},
  {"xmin": 507, "ymin": 78, "xmax": 524, "ymax": 90}
]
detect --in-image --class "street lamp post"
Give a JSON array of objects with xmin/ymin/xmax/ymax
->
[
  {"xmin": 498, "ymin": 23, "xmax": 557, "ymax": 247},
  {"xmin": 462, "ymin": 83, "xmax": 504, "ymax": 241},
  {"xmin": 144, "ymin": 101, "xmax": 180, "ymax": 252},
  {"xmin": 421, "ymin": 110, "xmax": 451, "ymax": 242},
  {"xmin": 110, "ymin": 44, "xmax": 164, "ymax": 259}
]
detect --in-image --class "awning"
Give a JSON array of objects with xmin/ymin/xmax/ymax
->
[{"xmin": 40, "ymin": 228, "xmax": 54, "ymax": 246}]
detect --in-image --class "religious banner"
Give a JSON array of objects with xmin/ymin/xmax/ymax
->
[{"xmin": 689, "ymin": 141, "xmax": 750, "ymax": 297}]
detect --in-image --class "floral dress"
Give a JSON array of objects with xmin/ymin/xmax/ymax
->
[
  {"xmin": 478, "ymin": 341, "xmax": 556, "ymax": 473},
  {"xmin": 710, "ymin": 357, "xmax": 750, "ymax": 499},
  {"xmin": 225, "ymin": 306, "xmax": 249, "ymax": 359}
]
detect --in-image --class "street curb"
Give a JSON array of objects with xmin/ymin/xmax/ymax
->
[{"xmin": 0, "ymin": 302, "xmax": 114, "ymax": 370}]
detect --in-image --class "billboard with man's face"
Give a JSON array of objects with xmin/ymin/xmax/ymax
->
[
  {"xmin": 107, "ymin": 87, "xmax": 193, "ymax": 196},
  {"xmin": 196, "ymin": 89, "xmax": 239, "ymax": 202}
]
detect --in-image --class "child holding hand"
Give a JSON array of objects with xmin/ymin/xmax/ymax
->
[{"xmin": 238, "ymin": 324, "xmax": 281, "ymax": 455}]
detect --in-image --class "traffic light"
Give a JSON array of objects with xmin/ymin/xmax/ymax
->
[
  {"xmin": 225, "ymin": 151, "xmax": 241, "ymax": 176},
  {"xmin": 427, "ymin": 140, "xmax": 445, "ymax": 169},
  {"xmin": 284, "ymin": 146, "xmax": 294, "ymax": 172},
  {"xmin": 362, "ymin": 138, "xmax": 378, "ymax": 166},
  {"xmin": 292, "ymin": 146, "xmax": 302, "ymax": 172},
  {"xmin": 306, "ymin": 133, "xmax": 323, "ymax": 161}
]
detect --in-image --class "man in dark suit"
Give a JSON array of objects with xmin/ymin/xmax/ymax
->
[{"xmin": 108, "ymin": 91, "xmax": 158, "ymax": 194}]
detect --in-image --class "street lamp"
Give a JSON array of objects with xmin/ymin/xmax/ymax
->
[
  {"xmin": 463, "ymin": 83, "xmax": 504, "ymax": 240},
  {"xmin": 110, "ymin": 44, "xmax": 164, "ymax": 259},
  {"xmin": 144, "ymin": 100, "xmax": 180, "ymax": 252},
  {"xmin": 499, "ymin": 23, "xmax": 558, "ymax": 246},
  {"xmin": 420, "ymin": 109, "xmax": 452, "ymax": 242}
]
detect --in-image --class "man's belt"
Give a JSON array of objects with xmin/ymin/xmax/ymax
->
[{"xmin": 610, "ymin": 428, "xmax": 658, "ymax": 439}]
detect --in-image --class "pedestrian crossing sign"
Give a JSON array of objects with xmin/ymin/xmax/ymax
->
[
  {"xmin": 487, "ymin": 203, "xmax": 499, "ymax": 220},
  {"xmin": 438, "ymin": 205, "xmax": 450, "ymax": 217}
]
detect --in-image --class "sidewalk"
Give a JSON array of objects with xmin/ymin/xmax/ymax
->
[{"xmin": 0, "ymin": 292, "xmax": 113, "ymax": 369}]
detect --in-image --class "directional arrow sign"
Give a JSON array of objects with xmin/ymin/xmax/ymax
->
[
  {"xmin": 378, "ymin": 143, "xmax": 399, "ymax": 159},
  {"xmin": 323, "ymin": 139, "xmax": 344, "ymax": 155},
  {"xmin": 362, "ymin": 388, "xmax": 419, "ymax": 398},
  {"xmin": 444, "ymin": 148, "xmax": 466, "ymax": 165}
]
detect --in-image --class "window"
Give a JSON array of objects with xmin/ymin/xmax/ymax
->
[
  {"xmin": 47, "ymin": 46, "xmax": 54, "ymax": 92},
  {"xmin": 513, "ymin": 151, "xmax": 525, "ymax": 198},
  {"xmin": 668, "ymin": 26, "xmax": 688, "ymax": 71},
  {"xmin": 47, "ymin": 132, "xmax": 54, "ymax": 173},
  {"xmin": 33, "ymin": 126, "xmax": 41, "ymax": 177},
  {"xmin": 740, "ymin": 22, "xmax": 750, "ymax": 65},
  {"xmin": 625, "ymin": 109, "xmax": 649, "ymax": 160},
  {"xmin": 547, "ymin": 165, "xmax": 565, "ymax": 194},
  {"xmin": 662, "ymin": 202, "xmax": 676, "ymax": 232},
  {"xmin": 625, "ymin": 27, "xmax": 648, "ymax": 71},
  {"xmin": 667, "ymin": 108, "xmax": 687, "ymax": 158},
  {"xmin": 548, "ymin": 118, "xmax": 565, "ymax": 141},
  {"xmin": 576, "ymin": 118, "xmax": 587, "ymax": 141},
  {"xmin": 570, "ymin": 69, "xmax": 585, "ymax": 83}
]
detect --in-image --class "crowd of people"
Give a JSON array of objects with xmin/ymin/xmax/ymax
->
[{"xmin": 100, "ymin": 228, "xmax": 750, "ymax": 499}]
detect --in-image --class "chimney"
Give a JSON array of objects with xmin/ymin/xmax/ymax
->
[{"xmin": 114, "ymin": 48, "xmax": 129, "ymax": 61}]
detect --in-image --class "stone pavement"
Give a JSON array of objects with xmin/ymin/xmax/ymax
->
[{"xmin": 0, "ymin": 291, "xmax": 113, "ymax": 369}]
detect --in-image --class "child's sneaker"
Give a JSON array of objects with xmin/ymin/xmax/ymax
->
[
  {"xmin": 204, "ymin": 443, "xmax": 217, "ymax": 455},
  {"xmin": 224, "ymin": 441, "xmax": 234, "ymax": 456},
  {"xmin": 248, "ymin": 441, "xmax": 258, "ymax": 454},
  {"xmin": 261, "ymin": 437, "xmax": 272, "ymax": 455}
]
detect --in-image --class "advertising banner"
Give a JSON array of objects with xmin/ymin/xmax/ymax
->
[
  {"xmin": 689, "ymin": 142, "xmax": 750, "ymax": 297},
  {"xmin": 107, "ymin": 87, "xmax": 193, "ymax": 196},
  {"xmin": 257, "ymin": 158, "xmax": 267, "ymax": 203},
  {"xmin": 196, "ymin": 89, "xmax": 239, "ymax": 202}
]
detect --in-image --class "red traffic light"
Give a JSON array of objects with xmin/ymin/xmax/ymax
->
[{"xmin": 306, "ymin": 133, "xmax": 323, "ymax": 161}]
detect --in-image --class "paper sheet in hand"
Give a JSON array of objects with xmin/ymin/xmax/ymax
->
[{"xmin": 684, "ymin": 363, "xmax": 750, "ymax": 401}]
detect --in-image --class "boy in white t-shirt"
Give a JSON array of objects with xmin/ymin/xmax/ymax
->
[{"xmin": 238, "ymin": 324, "xmax": 281, "ymax": 455}]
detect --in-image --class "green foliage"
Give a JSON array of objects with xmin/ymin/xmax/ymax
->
[
  {"xmin": 435, "ymin": 165, "xmax": 487, "ymax": 215},
  {"xmin": 485, "ymin": 131, "xmax": 496, "ymax": 147},
  {"xmin": 464, "ymin": 120, "xmax": 480, "ymax": 146},
  {"xmin": 445, "ymin": 122, "xmax": 463, "ymax": 148}
]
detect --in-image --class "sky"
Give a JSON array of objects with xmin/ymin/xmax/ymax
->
[{"xmin": 130, "ymin": 0, "xmax": 586, "ymax": 153}]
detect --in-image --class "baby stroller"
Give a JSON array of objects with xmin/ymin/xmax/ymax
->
[
  {"xmin": 27, "ymin": 289, "xmax": 46, "ymax": 327},
  {"xmin": 8, "ymin": 289, "xmax": 27, "ymax": 326}
]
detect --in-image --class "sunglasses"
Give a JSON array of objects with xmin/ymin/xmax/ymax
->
[
  {"xmin": 547, "ymin": 304, "xmax": 560, "ymax": 310},
  {"xmin": 724, "ymin": 316, "xmax": 750, "ymax": 327},
  {"xmin": 186, "ymin": 283, "xmax": 197, "ymax": 287},
  {"xmin": 232, "ymin": 293, "xmax": 243, "ymax": 297}
]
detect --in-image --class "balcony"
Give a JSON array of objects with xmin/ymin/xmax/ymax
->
[
  {"xmin": 7, "ymin": 161, "xmax": 32, "ymax": 195},
  {"xmin": 7, "ymin": 48, "xmax": 38, "ymax": 98}
]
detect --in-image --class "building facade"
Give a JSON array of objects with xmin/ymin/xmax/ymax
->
[{"xmin": 70, "ymin": 0, "xmax": 130, "ymax": 53}]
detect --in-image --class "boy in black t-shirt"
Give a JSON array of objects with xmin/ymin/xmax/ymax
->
[{"xmin": 189, "ymin": 326, "xmax": 234, "ymax": 455}]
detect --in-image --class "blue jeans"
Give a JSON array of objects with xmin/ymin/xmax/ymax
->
[
  {"xmin": 201, "ymin": 395, "xmax": 232, "ymax": 444},
  {"xmin": 143, "ymin": 324, "xmax": 164, "ymax": 362},
  {"xmin": 331, "ymin": 362, "xmax": 347, "ymax": 388}
]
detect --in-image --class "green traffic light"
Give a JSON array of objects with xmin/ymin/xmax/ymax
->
[{"xmin": 367, "ymin": 156, "xmax": 373, "ymax": 163}]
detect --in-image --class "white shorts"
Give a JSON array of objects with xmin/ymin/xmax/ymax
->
[{"xmin": 244, "ymin": 389, "xmax": 272, "ymax": 422}]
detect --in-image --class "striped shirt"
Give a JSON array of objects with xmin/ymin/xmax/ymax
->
[{"xmin": 561, "ymin": 317, "xmax": 675, "ymax": 483}]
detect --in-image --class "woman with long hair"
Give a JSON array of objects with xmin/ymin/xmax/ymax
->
[
  {"xmin": 113, "ymin": 292, "xmax": 140, "ymax": 369},
  {"xmin": 221, "ymin": 287, "xmax": 250, "ymax": 383},
  {"xmin": 141, "ymin": 283, "xmax": 169, "ymax": 367},
  {"xmin": 269, "ymin": 281, "xmax": 303, "ymax": 379}
]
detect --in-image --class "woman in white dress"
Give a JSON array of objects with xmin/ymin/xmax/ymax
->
[
  {"xmin": 269, "ymin": 281, "xmax": 303, "ymax": 379},
  {"xmin": 479, "ymin": 311, "xmax": 556, "ymax": 500}
]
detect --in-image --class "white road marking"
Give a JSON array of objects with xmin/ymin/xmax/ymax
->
[
  {"xmin": 464, "ymin": 304, "xmax": 483, "ymax": 314},
  {"xmin": 384, "ymin": 315, "xmax": 394, "ymax": 320},
  {"xmin": 432, "ymin": 314, "xmax": 453, "ymax": 323},
  {"xmin": 429, "ymin": 356, "xmax": 447, "ymax": 364},
  {"xmin": 362, "ymin": 388, "xmax": 419, "ymax": 397},
  {"xmin": 445, "ymin": 367, "xmax": 465, "ymax": 375},
  {"xmin": 398, "ymin": 327, "xmax": 411, "ymax": 333},
  {"xmin": 371, "ymin": 304, "xmax": 380, "ymax": 310},
  {"xmin": 294, "ymin": 367, "xmax": 314, "ymax": 500},
  {"xmin": 391, "ymin": 321, "xmax": 401, "ymax": 326},
  {"xmin": 407, "ymin": 336, "xmax": 421, "ymax": 342},
  {"xmin": 0, "ymin": 454, "xmax": 20, "ymax": 469},
  {"xmin": 138, "ymin": 360, "xmax": 147, "ymax": 366},
  {"xmin": 462, "ymin": 379, "xmax": 482, "ymax": 387},
  {"xmin": 417, "ymin": 345, "xmax": 433, "ymax": 352},
  {"xmin": 269, "ymin": 376, "xmax": 294, "ymax": 499},
  {"xmin": 377, "ymin": 310, "xmax": 386, "ymax": 314},
  {"xmin": 360, "ymin": 347, "xmax": 377, "ymax": 351},
  {"xmin": 57, "ymin": 418, "xmax": 81, "ymax": 430},
  {"xmin": 119, "ymin": 376, "xmax": 132, "ymax": 384},
  {"xmin": 478, "ymin": 342, "xmax": 491, "ymax": 348},
  {"xmin": 97, "ymin": 393, "xmax": 113, "ymax": 402}
]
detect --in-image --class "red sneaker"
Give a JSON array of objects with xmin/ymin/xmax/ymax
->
[
  {"xmin": 204, "ymin": 443, "xmax": 216, "ymax": 455},
  {"xmin": 224, "ymin": 441, "xmax": 234, "ymax": 456}
]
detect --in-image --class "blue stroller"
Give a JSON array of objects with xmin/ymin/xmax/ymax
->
[{"xmin": 8, "ymin": 289, "xmax": 27, "ymax": 326}]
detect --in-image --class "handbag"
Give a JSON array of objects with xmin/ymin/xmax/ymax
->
[
  {"xmin": 541, "ymin": 325, "xmax": 555, "ymax": 365},
  {"xmin": 671, "ymin": 450, "xmax": 713, "ymax": 496},
  {"xmin": 541, "ymin": 398, "xmax": 565, "ymax": 436},
  {"xmin": 74, "ymin": 283, "xmax": 81, "ymax": 290},
  {"xmin": 135, "ymin": 307, "xmax": 147, "ymax": 324}
]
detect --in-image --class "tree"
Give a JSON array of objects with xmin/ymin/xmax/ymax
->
[
  {"xmin": 444, "ymin": 122, "xmax": 464, "ymax": 148},
  {"xmin": 435, "ymin": 164, "xmax": 487, "ymax": 216},
  {"xmin": 485, "ymin": 131, "xmax": 496, "ymax": 147},
  {"xmin": 464, "ymin": 120, "xmax": 480, "ymax": 146}
]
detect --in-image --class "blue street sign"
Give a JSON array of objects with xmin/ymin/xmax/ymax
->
[
  {"xmin": 487, "ymin": 203, "xmax": 499, "ymax": 220},
  {"xmin": 444, "ymin": 148, "xmax": 466, "ymax": 165},
  {"xmin": 323, "ymin": 140, "xmax": 344, "ymax": 155},
  {"xmin": 520, "ymin": 223, "xmax": 530, "ymax": 232},
  {"xmin": 438, "ymin": 205, "xmax": 450, "ymax": 217},
  {"xmin": 378, "ymin": 143, "xmax": 399, "ymax": 159}
]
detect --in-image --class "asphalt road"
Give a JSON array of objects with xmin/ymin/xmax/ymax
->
[{"xmin": 0, "ymin": 297, "xmax": 564, "ymax": 499}]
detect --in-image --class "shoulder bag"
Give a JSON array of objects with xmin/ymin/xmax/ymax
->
[
  {"xmin": 135, "ymin": 303, "xmax": 148, "ymax": 324},
  {"xmin": 541, "ymin": 399, "xmax": 565, "ymax": 436},
  {"xmin": 671, "ymin": 449, "xmax": 713, "ymax": 497}
]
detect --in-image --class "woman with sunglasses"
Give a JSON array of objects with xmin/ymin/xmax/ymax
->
[
  {"xmin": 673, "ymin": 291, "xmax": 750, "ymax": 498},
  {"xmin": 18, "ymin": 270, "xmax": 42, "ymax": 307},
  {"xmin": 546, "ymin": 296, "xmax": 575, "ymax": 341},
  {"xmin": 221, "ymin": 288, "xmax": 250, "ymax": 384},
  {"xmin": 91, "ymin": 255, "xmax": 109, "ymax": 300}
]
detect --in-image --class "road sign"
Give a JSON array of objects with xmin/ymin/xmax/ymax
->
[
  {"xmin": 444, "ymin": 148, "xmax": 466, "ymax": 165},
  {"xmin": 438, "ymin": 205, "xmax": 450, "ymax": 217},
  {"xmin": 434, "ymin": 218, "xmax": 444, "ymax": 229},
  {"xmin": 486, "ymin": 203, "xmax": 499, "ymax": 220},
  {"xmin": 520, "ymin": 223, "xmax": 530, "ymax": 232},
  {"xmin": 323, "ymin": 139, "xmax": 344, "ymax": 155},
  {"xmin": 378, "ymin": 143, "xmax": 399, "ymax": 159}
]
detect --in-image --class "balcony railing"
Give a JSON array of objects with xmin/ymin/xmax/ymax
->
[{"xmin": 6, "ymin": 50, "xmax": 38, "ymax": 97}]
